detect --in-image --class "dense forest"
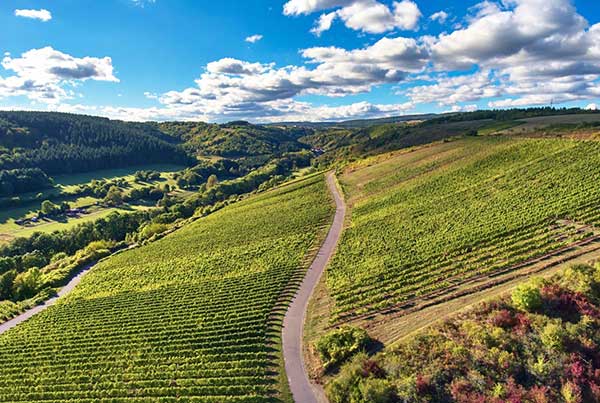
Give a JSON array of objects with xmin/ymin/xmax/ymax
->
[
  {"xmin": 158, "ymin": 120, "xmax": 311, "ymax": 158},
  {"xmin": 0, "ymin": 112, "xmax": 193, "ymax": 175}
]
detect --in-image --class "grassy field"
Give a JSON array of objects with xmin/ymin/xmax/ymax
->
[
  {"xmin": 0, "ymin": 173, "xmax": 333, "ymax": 402},
  {"xmin": 0, "ymin": 164, "xmax": 186, "ymax": 243},
  {"xmin": 326, "ymin": 136, "xmax": 600, "ymax": 322},
  {"xmin": 53, "ymin": 164, "xmax": 184, "ymax": 187}
]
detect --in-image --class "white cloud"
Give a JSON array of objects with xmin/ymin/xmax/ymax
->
[
  {"xmin": 407, "ymin": 71, "xmax": 502, "ymax": 106},
  {"xmin": 7, "ymin": 0, "xmax": 600, "ymax": 122},
  {"xmin": 586, "ymin": 103, "xmax": 598, "ymax": 110},
  {"xmin": 245, "ymin": 34, "xmax": 263, "ymax": 43},
  {"xmin": 283, "ymin": 0, "xmax": 352, "ymax": 15},
  {"xmin": 284, "ymin": 0, "xmax": 421, "ymax": 34},
  {"xmin": 14, "ymin": 9, "xmax": 52, "ymax": 22},
  {"xmin": 0, "ymin": 47, "xmax": 118, "ymax": 103},
  {"xmin": 5, "ymin": 99, "xmax": 414, "ymax": 123},
  {"xmin": 311, "ymin": 12, "xmax": 338, "ymax": 36},
  {"xmin": 430, "ymin": 11, "xmax": 448, "ymax": 24}
]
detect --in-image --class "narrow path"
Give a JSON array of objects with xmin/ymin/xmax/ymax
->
[
  {"xmin": 282, "ymin": 172, "xmax": 346, "ymax": 403},
  {"xmin": 0, "ymin": 244, "xmax": 136, "ymax": 336},
  {"xmin": 0, "ymin": 263, "xmax": 94, "ymax": 336}
]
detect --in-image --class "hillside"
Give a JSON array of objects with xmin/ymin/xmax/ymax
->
[
  {"xmin": 323, "ymin": 136, "xmax": 600, "ymax": 325},
  {"xmin": 326, "ymin": 264, "xmax": 600, "ymax": 403},
  {"xmin": 0, "ymin": 173, "xmax": 333, "ymax": 402},
  {"xmin": 0, "ymin": 112, "xmax": 192, "ymax": 175},
  {"xmin": 158, "ymin": 121, "xmax": 311, "ymax": 161}
]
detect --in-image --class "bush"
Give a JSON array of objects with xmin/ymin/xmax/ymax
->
[
  {"xmin": 512, "ymin": 282, "xmax": 543, "ymax": 311},
  {"xmin": 316, "ymin": 326, "xmax": 371, "ymax": 371},
  {"xmin": 358, "ymin": 378, "xmax": 395, "ymax": 403},
  {"xmin": 139, "ymin": 223, "xmax": 169, "ymax": 240}
]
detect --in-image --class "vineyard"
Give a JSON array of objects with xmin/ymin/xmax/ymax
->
[
  {"xmin": 327, "ymin": 137, "xmax": 600, "ymax": 321},
  {"xmin": 0, "ymin": 173, "xmax": 333, "ymax": 402}
]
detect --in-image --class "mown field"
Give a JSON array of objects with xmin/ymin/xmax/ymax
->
[
  {"xmin": 0, "ymin": 173, "xmax": 333, "ymax": 402},
  {"xmin": 327, "ymin": 137, "xmax": 600, "ymax": 321}
]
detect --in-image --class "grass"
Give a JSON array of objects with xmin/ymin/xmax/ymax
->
[
  {"xmin": 52, "ymin": 163, "xmax": 185, "ymax": 187},
  {"xmin": 0, "ymin": 173, "xmax": 334, "ymax": 402},
  {"xmin": 326, "ymin": 136, "xmax": 600, "ymax": 322},
  {"xmin": 0, "ymin": 164, "xmax": 186, "ymax": 243}
]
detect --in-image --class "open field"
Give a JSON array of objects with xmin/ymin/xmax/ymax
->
[
  {"xmin": 0, "ymin": 164, "xmax": 186, "ymax": 243},
  {"xmin": 326, "ymin": 136, "xmax": 600, "ymax": 323},
  {"xmin": 53, "ymin": 163, "xmax": 185, "ymax": 187},
  {"xmin": 0, "ymin": 173, "xmax": 333, "ymax": 402}
]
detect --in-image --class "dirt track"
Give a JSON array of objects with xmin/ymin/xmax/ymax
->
[{"xmin": 282, "ymin": 172, "xmax": 345, "ymax": 403}]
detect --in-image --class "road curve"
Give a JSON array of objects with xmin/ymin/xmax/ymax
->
[{"xmin": 282, "ymin": 171, "xmax": 346, "ymax": 403}]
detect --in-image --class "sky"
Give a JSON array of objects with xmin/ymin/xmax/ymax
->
[{"xmin": 1, "ymin": 0, "xmax": 600, "ymax": 122}]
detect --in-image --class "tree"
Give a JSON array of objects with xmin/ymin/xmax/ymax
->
[
  {"xmin": 12, "ymin": 268, "xmax": 41, "ymax": 300},
  {"xmin": 40, "ymin": 200, "xmax": 60, "ymax": 216},
  {"xmin": 0, "ymin": 270, "xmax": 16, "ymax": 300},
  {"xmin": 104, "ymin": 186, "xmax": 123, "ymax": 206},
  {"xmin": 207, "ymin": 174, "xmax": 219, "ymax": 189}
]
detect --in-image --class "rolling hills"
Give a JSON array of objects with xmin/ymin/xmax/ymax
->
[{"xmin": 0, "ymin": 173, "xmax": 333, "ymax": 402}]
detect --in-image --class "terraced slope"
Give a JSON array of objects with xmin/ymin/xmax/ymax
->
[
  {"xmin": 0, "ymin": 173, "xmax": 333, "ymax": 402},
  {"xmin": 328, "ymin": 137, "xmax": 600, "ymax": 322}
]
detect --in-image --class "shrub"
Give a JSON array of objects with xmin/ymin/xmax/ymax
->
[
  {"xmin": 358, "ymin": 378, "xmax": 395, "ymax": 403},
  {"xmin": 316, "ymin": 326, "xmax": 371, "ymax": 371},
  {"xmin": 512, "ymin": 282, "xmax": 543, "ymax": 311},
  {"xmin": 139, "ymin": 223, "xmax": 169, "ymax": 240},
  {"xmin": 540, "ymin": 322, "xmax": 566, "ymax": 351}
]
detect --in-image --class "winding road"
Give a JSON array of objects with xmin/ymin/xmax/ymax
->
[{"xmin": 282, "ymin": 172, "xmax": 346, "ymax": 403}]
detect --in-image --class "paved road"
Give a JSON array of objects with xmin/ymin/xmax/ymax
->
[
  {"xmin": 282, "ymin": 172, "xmax": 346, "ymax": 403},
  {"xmin": 0, "ymin": 263, "xmax": 96, "ymax": 336}
]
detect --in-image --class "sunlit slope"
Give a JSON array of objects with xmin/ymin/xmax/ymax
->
[
  {"xmin": 329, "ymin": 137, "xmax": 600, "ymax": 320},
  {"xmin": 0, "ymin": 174, "xmax": 333, "ymax": 402}
]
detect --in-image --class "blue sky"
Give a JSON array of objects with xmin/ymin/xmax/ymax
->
[{"xmin": 1, "ymin": 0, "xmax": 600, "ymax": 122}]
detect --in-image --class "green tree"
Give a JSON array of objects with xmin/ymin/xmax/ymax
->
[
  {"xmin": 104, "ymin": 186, "xmax": 124, "ymax": 206},
  {"xmin": 12, "ymin": 268, "xmax": 41, "ymax": 300},
  {"xmin": 40, "ymin": 200, "xmax": 60, "ymax": 215},
  {"xmin": 206, "ymin": 174, "xmax": 219, "ymax": 189},
  {"xmin": 0, "ymin": 270, "xmax": 16, "ymax": 300}
]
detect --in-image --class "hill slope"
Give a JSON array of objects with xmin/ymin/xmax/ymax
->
[
  {"xmin": 0, "ymin": 112, "xmax": 192, "ymax": 175},
  {"xmin": 327, "ymin": 264, "xmax": 600, "ymax": 403},
  {"xmin": 327, "ymin": 136, "xmax": 600, "ymax": 323},
  {"xmin": 0, "ymin": 173, "xmax": 333, "ymax": 402}
]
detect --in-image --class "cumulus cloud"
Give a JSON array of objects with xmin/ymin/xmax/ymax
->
[
  {"xmin": 407, "ymin": 71, "xmax": 502, "ymax": 106},
  {"xmin": 29, "ymin": 99, "xmax": 415, "ymax": 123},
  {"xmin": 0, "ymin": 47, "xmax": 118, "ymax": 103},
  {"xmin": 14, "ymin": 9, "xmax": 52, "ymax": 22},
  {"xmin": 8, "ymin": 0, "xmax": 600, "ymax": 121},
  {"xmin": 418, "ymin": 0, "xmax": 600, "ymax": 108},
  {"xmin": 311, "ymin": 12, "xmax": 338, "ymax": 36},
  {"xmin": 245, "ymin": 34, "xmax": 263, "ymax": 43},
  {"xmin": 156, "ymin": 36, "xmax": 427, "ymax": 119},
  {"xmin": 430, "ymin": 11, "xmax": 448, "ymax": 24},
  {"xmin": 285, "ymin": 0, "xmax": 421, "ymax": 34},
  {"xmin": 586, "ymin": 103, "xmax": 598, "ymax": 110}
]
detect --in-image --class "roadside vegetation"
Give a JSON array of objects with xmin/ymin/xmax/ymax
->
[{"xmin": 325, "ymin": 263, "xmax": 600, "ymax": 403}]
